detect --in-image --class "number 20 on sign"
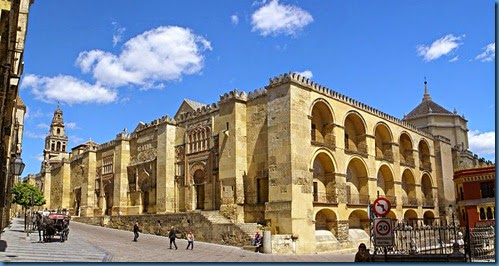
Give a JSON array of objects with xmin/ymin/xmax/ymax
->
[{"xmin": 374, "ymin": 217, "xmax": 393, "ymax": 246}]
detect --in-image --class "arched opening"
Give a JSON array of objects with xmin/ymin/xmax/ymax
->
[
  {"xmin": 399, "ymin": 133, "xmax": 414, "ymax": 167},
  {"xmin": 486, "ymin": 207, "xmax": 493, "ymax": 220},
  {"xmin": 423, "ymin": 211, "xmax": 435, "ymax": 225},
  {"xmin": 401, "ymin": 169, "xmax": 417, "ymax": 207},
  {"xmin": 374, "ymin": 123, "xmax": 393, "ymax": 161},
  {"xmin": 348, "ymin": 210, "xmax": 370, "ymax": 248},
  {"xmin": 344, "ymin": 113, "xmax": 367, "ymax": 156},
  {"xmin": 377, "ymin": 165, "xmax": 396, "ymax": 205},
  {"xmin": 312, "ymin": 152, "xmax": 337, "ymax": 204},
  {"xmin": 315, "ymin": 209, "xmax": 338, "ymax": 235},
  {"xmin": 346, "ymin": 158, "xmax": 369, "ymax": 205},
  {"xmin": 418, "ymin": 140, "xmax": 431, "ymax": 171},
  {"xmin": 404, "ymin": 209, "xmax": 418, "ymax": 224},
  {"xmin": 310, "ymin": 100, "xmax": 335, "ymax": 147},
  {"xmin": 479, "ymin": 208, "xmax": 485, "ymax": 220},
  {"xmin": 421, "ymin": 173, "xmax": 433, "ymax": 207},
  {"xmin": 194, "ymin": 169, "xmax": 205, "ymax": 210}
]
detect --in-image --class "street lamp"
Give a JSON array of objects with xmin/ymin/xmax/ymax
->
[{"xmin": 10, "ymin": 156, "xmax": 25, "ymax": 176}]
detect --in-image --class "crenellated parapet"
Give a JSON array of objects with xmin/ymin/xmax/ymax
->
[
  {"xmin": 176, "ymin": 102, "xmax": 219, "ymax": 123},
  {"xmin": 267, "ymin": 72, "xmax": 435, "ymax": 140},
  {"xmin": 219, "ymin": 88, "xmax": 248, "ymax": 103},
  {"xmin": 247, "ymin": 87, "xmax": 267, "ymax": 101},
  {"xmin": 97, "ymin": 139, "xmax": 117, "ymax": 152},
  {"xmin": 134, "ymin": 115, "xmax": 176, "ymax": 133},
  {"xmin": 218, "ymin": 87, "xmax": 267, "ymax": 106}
]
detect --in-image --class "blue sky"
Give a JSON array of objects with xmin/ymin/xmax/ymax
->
[{"xmin": 19, "ymin": 0, "xmax": 495, "ymax": 177}]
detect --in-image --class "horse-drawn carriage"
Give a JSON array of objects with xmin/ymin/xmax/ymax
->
[{"xmin": 35, "ymin": 212, "xmax": 70, "ymax": 242}]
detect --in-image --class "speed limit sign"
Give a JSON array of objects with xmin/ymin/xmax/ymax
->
[{"xmin": 374, "ymin": 217, "xmax": 393, "ymax": 246}]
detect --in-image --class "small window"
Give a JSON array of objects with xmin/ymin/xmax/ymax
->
[
  {"xmin": 480, "ymin": 182, "xmax": 494, "ymax": 198},
  {"xmin": 480, "ymin": 208, "xmax": 486, "ymax": 220},
  {"xmin": 486, "ymin": 207, "xmax": 493, "ymax": 220}
]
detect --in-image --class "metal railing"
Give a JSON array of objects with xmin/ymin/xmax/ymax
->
[
  {"xmin": 374, "ymin": 219, "xmax": 461, "ymax": 255},
  {"xmin": 402, "ymin": 196, "xmax": 419, "ymax": 207},
  {"xmin": 468, "ymin": 223, "xmax": 495, "ymax": 262},
  {"xmin": 312, "ymin": 192, "xmax": 338, "ymax": 204},
  {"xmin": 347, "ymin": 193, "xmax": 370, "ymax": 205}
]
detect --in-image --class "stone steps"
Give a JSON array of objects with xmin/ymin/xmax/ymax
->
[{"xmin": 198, "ymin": 211, "xmax": 261, "ymax": 245}]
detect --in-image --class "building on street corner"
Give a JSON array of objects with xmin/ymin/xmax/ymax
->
[
  {"xmin": 0, "ymin": 0, "xmax": 33, "ymax": 233},
  {"xmin": 25, "ymin": 72, "xmax": 493, "ymax": 254}
]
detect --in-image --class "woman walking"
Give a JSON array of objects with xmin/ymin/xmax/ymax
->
[
  {"xmin": 169, "ymin": 226, "xmax": 178, "ymax": 249},
  {"xmin": 133, "ymin": 222, "xmax": 141, "ymax": 242},
  {"xmin": 186, "ymin": 231, "xmax": 194, "ymax": 250}
]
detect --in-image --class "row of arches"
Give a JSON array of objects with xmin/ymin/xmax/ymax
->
[
  {"xmin": 315, "ymin": 208, "xmax": 437, "ymax": 237},
  {"xmin": 312, "ymin": 150, "xmax": 434, "ymax": 207},
  {"xmin": 187, "ymin": 127, "xmax": 211, "ymax": 154},
  {"xmin": 311, "ymin": 99, "xmax": 432, "ymax": 170}
]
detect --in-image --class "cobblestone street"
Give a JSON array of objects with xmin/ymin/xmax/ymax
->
[{"xmin": 0, "ymin": 218, "xmax": 356, "ymax": 263}]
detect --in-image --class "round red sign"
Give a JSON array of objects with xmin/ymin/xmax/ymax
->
[{"xmin": 373, "ymin": 197, "xmax": 391, "ymax": 217}]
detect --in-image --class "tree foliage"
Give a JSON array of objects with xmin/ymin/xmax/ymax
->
[{"xmin": 11, "ymin": 182, "xmax": 45, "ymax": 208}]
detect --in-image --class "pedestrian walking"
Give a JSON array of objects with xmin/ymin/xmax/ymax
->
[
  {"xmin": 133, "ymin": 222, "xmax": 141, "ymax": 242},
  {"xmin": 169, "ymin": 226, "xmax": 178, "ymax": 249},
  {"xmin": 254, "ymin": 234, "xmax": 263, "ymax": 253},
  {"xmin": 251, "ymin": 231, "xmax": 260, "ymax": 246},
  {"xmin": 186, "ymin": 231, "xmax": 194, "ymax": 250}
]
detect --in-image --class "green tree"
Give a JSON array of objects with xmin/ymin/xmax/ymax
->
[
  {"xmin": 11, "ymin": 182, "xmax": 45, "ymax": 208},
  {"xmin": 11, "ymin": 182, "xmax": 46, "ymax": 233}
]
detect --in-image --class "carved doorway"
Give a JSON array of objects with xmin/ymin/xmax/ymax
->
[
  {"xmin": 194, "ymin": 169, "xmax": 205, "ymax": 210},
  {"xmin": 74, "ymin": 187, "xmax": 81, "ymax": 216}
]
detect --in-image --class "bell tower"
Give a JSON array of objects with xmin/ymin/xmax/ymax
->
[{"xmin": 43, "ymin": 103, "xmax": 69, "ymax": 163}]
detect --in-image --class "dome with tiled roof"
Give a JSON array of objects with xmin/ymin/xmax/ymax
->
[{"xmin": 404, "ymin": 80, "xmax": 452, "ymax": 119}]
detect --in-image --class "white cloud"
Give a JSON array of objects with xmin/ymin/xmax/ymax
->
[
  {"xmin": 24, "ymin": 107, "xmax": 47, "ymax": 120},
  {"xmin": 65, "ymin": 122, "xmax": 79, "ymax": 129},
  {"xmin": 468, "ymin": 130, "xmax": 495, "ymax": 156},
  {"xmin": 449, "ymin": 56, "xmax": 459, "ymax": 62},
  {"xmin": 36, "ymin": 123, "xmax": 50, "ymax": 130},
  {"xmin": 69, "ymin": 135, "xmax": 84, "ymax": 144},
  {"xmin": 417, "ymin": 34, "xmax": 464, "ymax": 62},
  {"xmin": 24, "ymin": 130, "xmax": 46, "ymax": 139},
  {"xmin": 112, "ymin": 21, "xmax": 126, "ymax": 47},
  {"xmin": 296, "ymin": 70, "xmax": 313, "ymax": 79},
  {"xmin": 231, "ymin": 15, "xmax": 239, "ymax": 25},
  {"xmin": 34, "ymin": 153, "xmax": 44, "ymax": 162},
  {"xmin": 76, "ymin": 26, "xmax": 212, "ymax": 89},
  {"xmin": 474, "ymin": 42, "xmax": 495, "ymax": 62},
  {"xmin": 251, "ymin": 0, "xmax": 313, "ymax": 36},
  {"xmin": 21, "ymin": 74, "xmax": 117, "ymax": 104}
]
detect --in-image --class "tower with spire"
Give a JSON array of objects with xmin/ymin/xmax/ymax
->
[
  {"xmin": 43, "ymin": 103, "xmax": 69, "ymax": 166},
  {"xmin": 403, "ymin": 79, "xmax": 469, "ymax": 151}
]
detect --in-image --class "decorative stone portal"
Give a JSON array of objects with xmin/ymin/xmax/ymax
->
[{"xmin": 191, "ymin": 164, "xmax": 207, "ymax": 210}]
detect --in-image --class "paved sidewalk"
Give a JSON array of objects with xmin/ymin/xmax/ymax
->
[
  {"xmin": 0, "ymin": 218, "xmax": 110, "ymax": 262},
  {"xmin": 0, "ymin": 218, "xmax": 356, "ymax": 263}
]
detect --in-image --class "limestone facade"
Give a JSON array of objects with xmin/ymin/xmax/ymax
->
[{"xmin": 33, "ymin": 72, "xmax": 468, "ymax": 253}]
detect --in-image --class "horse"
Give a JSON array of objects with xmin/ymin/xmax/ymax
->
[{"xmin": 35, "ymin": 212, "xmax": 55, "ymax": 243}]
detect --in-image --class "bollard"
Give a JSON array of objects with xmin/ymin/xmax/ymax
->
[{"xmin": 263, "ymin": 230, "xmax": 272, "ymax": 254}]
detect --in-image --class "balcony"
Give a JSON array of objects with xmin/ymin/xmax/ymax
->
[
  {"xmin": 375, "ymin": 150, "xmax": 394, "ymax": 163},
  {"xmin": 345, "ymin": 142, "xmax": 368, "ymax": 158},
  {"xmin": 402, "ymin": 196, "xmax": 419, "ymax": 207},
  {"xmin": 419, "ymin": 161, "xmax": 432, "ymax": 172},
  {"xmin": 347, "ymin": 193, "xmax": 370, "ymax": 206},
  {"xmin": 313, "ymin": 192, "xmax": 338, "ymax": 205},
  {"xmin": 383, "ymin": 195, "xmax": 397, "ymax": 206},
  {"xmin": 311, "ymin": 135, "xmax": 336, "ymax": 151},
  {"xmin": 400, "ymin": 156, "xmax": 415, "ymax": 168},
  {"xmin": 422, "ymin": 197, "xmax": 435, "ymax": 208}
]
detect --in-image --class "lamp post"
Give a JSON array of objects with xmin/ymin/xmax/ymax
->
[
  {"xmin": 9, "ymin": 156, "xmax": 25, "ymax": 176},
  {"xmin": 10, "ymin": 156, "xmax": 26, "ymax": 235}
]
